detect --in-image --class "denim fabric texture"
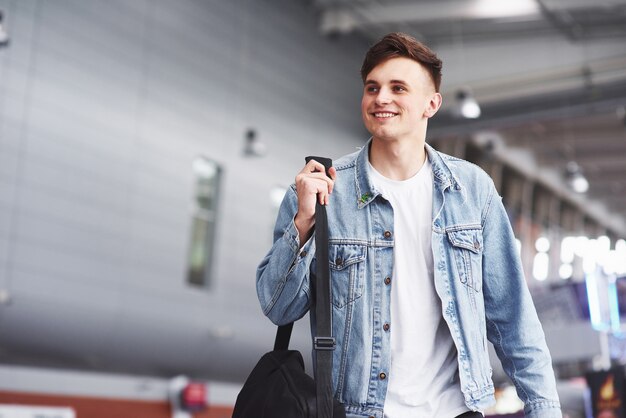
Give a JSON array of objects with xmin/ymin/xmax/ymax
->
[{"xmin": 257, "ymin": 141, "xmax": 562, "ymax": 418}]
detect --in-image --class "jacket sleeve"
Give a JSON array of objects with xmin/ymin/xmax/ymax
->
[
  {"xmin": 481, "ymin": 185, "xmax": 562, "ymax": 418},
  {"xmin": 256, "ymin": 185, "xmax": 316, "ymax": 326}
]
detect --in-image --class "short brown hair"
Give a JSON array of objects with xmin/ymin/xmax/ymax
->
[{"xmin": 360, "ymin": 32, "xmax": 443, "ymax": 92}]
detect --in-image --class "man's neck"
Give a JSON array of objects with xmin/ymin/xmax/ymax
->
[{"xmin": 369, "ymin": 136, "xmax": 427, "ymax": 181}]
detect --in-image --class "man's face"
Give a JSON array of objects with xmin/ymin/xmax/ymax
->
[{"xmin": 361, "ymin": 57, "xmax": 441, "ymax": 142}]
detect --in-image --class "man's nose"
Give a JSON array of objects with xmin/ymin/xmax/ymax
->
[{"xmin": 375, "ymin": 88, "xmax": 392, "ymax": 105}]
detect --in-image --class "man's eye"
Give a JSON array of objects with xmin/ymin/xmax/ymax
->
[
  {"xmin": 366, "ymin": 86, "xmax": 379, "ymax": 93},
  {"xmin": 393, "ymin": 86, "xmax": 406, "ymax": 92}
]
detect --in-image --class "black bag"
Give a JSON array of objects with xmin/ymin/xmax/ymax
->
[
  {"xmin": 231, "ymin": 330, "xmax": 346, "ymax": 417},
  {"xmin": 233, "ymin": 157, "xmax": 345, "ymax": 418}
]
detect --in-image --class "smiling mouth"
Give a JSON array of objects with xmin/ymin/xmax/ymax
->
[{"xmin": 372, "ymin": 112, "xmax": 397, "ymax": 119}]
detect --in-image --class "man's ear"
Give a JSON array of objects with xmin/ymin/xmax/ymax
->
[{"xmin": 424, "ymin": 92, "xmax": 442, "ymax": 119}]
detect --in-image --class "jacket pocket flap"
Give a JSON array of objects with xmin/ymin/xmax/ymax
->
[
  {"xmin": 329, "ymin": 244, "xmax": 366, "ymax": 270},
  {"xmin": 447, "ymin": 229, "xmax": 482, "ymax": 254}
]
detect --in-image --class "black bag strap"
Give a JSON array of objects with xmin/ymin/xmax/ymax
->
[
  {"xmin": 272, "ymin": 156, "xmax": 335, "ymax": 418},
  {"xmin": 273, "ymin": 321, "xmax": 293, "ymax": 351},
  {"xmin": 311, "ymin": 156, "xmax": 334, "ymax": 418}
]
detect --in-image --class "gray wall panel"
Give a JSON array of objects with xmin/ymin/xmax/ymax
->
[
  {"xmin": 13, "ymin": 186, "xmax": 130, "ymax": 240},
  {"xmin": 15, "ymin": 214, "xmax": 128, "ymax": 265},
  {"xmin": 11, "ymin": 269, "xmax": 122, "ymax": 309},
  {"xmin": 0, "ymin": 0, "xmax": 369, "ymax": 381},
  {"xmin": 10, "ymin": 242, "xmax": 126, "ymax": 289}
]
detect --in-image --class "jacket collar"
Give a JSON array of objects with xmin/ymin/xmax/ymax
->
[
  {"xmin": 425, "ymin": 143, "xmax": 464, "ymax": 191},
  {"xmin": 354, "ymin": 139, "xmax": 462, "ymax": 209}
]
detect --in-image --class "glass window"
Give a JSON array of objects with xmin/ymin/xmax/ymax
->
[{"xmin": 187, "ymin": 157, "xmax": 221, "ymax": 288}]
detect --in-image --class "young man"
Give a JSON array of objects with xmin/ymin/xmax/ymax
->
[{"xmin": 257, "ymin": 32, "xmax": 561, "ymax": 418}]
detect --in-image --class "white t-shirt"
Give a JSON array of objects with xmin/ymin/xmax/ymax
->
[{"xmin": 369, "ymin": 157, "xmax": 469, "ymax": 418}]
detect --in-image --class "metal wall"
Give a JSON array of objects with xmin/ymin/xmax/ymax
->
[{"xmin": 0, "ymin": 0, "xmax": 369, "ymax": 382}]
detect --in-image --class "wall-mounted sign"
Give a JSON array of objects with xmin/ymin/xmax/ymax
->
[{"xmin": 0, "ymin": 405, "xmax": 75, "ymax": 418}]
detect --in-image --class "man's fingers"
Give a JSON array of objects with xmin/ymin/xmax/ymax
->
[
  {"xmin": 328, "ymin": 166, "xmax": 337, "ymax": 180},
  {"xmin": 295, "ymin": 173, "xmax": 332, "ymax": 192},
  {"xmin": 297, "ymin": 178, "xmax": 331, "ymax": 198},
  {"xmin": 295, "ymin": 160, "xmax": 336, "ymax": 210},
  {"xmin": 304, "ymin": 159, "xmax": 328, "ymax": 176},
  {"xmin": 296, "ymin": 167, "xmax": 335, "ymax": 193}
]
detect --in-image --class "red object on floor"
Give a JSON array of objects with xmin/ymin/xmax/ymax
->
[{"xmin": 182, "ymin": 382, "xmax": 208, "ymax": 411}]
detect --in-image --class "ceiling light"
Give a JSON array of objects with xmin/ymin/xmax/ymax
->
[
  {"xmin": 0, "ymin": 11, "xmax": 9, "ymax": 46},
  {"xmin": 559, "ymin": 263, "xmax": 573, "ymax": 280},
  {"xmin": 455, "ymin": 89, "xmax": 481, "ymax": 119},
  {"xmin": 565, "ymin": 161, "xmax": 589, "ymax": 194},
  {"xmin": 535, "ymin": 237, "xmax": 550, "ymax": 253},
  {"xmin": 532, "ymin": 252, "xmax": 549, "ymax": 281},
  {"xmin": 472, "ymin": 0, "xmax": 540, "ymax": 19},
  {"xmin": 570, "ymin": 174, "xmax": 589, "ymax": 194}
]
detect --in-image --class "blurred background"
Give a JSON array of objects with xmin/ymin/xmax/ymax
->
[{"xmin": 0, "ymin": 0, "xmax": 625, "ymax": 417}]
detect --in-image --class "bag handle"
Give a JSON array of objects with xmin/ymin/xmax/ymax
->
[
  {"xmin": 273, "ymin": 322, "xmax": 293, "ymax": 351},
  {"xmin": 272, "ymin": 156, "xmax": 335, "ymax": 418}
]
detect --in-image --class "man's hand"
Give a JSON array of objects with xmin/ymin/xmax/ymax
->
[{"xmin": 294, "ymin": 159, "xmax": 336, "ymax": 246}]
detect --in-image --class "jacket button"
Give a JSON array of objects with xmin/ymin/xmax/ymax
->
[
  {"xmin": 379, "ymin": 372, "xmax": 387, "ymax": 380},
  {"xmin": 384, "ymin": 277, "xmax": 391, "ymax": 285},
  {"xmin": 383, "ymin": 230, "xmax": 392, "ymax": 238},
  {"xmin": 383, "ymin": 323, "xmax": 390, "ymax": 331},
  {"xmin": 335, "ymin": 257, "xmax": 343, "ymax": 266},
  {"xmin": 300, "ymin": 250, "xmax": 307, "ymax": 258},
  {"xmin": 474, "ymin": 241, "xmax": 480, "ymax": 250}
]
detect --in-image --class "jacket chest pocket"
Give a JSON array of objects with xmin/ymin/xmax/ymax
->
[
  {"xmin": 447, "ymin": 228, "xmax": 483, "ymax": 292},
  {"xmin": 328, "ymin": 244, "xmax": 366, "ymax": 308}
]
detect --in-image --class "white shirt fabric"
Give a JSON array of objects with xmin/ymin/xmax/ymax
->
[{"xmin": 369, "ymin": 157, "xmax": 469, "ymax": 418}]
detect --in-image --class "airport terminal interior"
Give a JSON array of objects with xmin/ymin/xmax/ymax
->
[{"xmin": 1, "ymin": 0, "xmax": 626, "ymax": 417}]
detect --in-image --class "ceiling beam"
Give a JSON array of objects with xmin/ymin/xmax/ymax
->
[
  {"xmin": 601, "ymin": 195, "xmax": 626, "ymax": 204},
  {"xmin": 318, "ymin": 0, "xmax": 626, "ymax": 35},
  {"xmin": 533, "ymin": 145, "xmax": 626, "ymax": 162},
  {"xmin": 586, "ymin": 169, "xmax": 626, "ymax": 180},
  {"xmin": 538, "ymin": 153, "xmax": 626, "ymax": 167},
  {"xmin": 470, "ymin": 133, "xmax": 626, "ymax": 237},
  {"xmin": 319, "ymin": 0, "xmax": 543, "ymax": 35},
  {"xmin": 430, "ymin": 79, "xmax": 626, "ymax": 138},
  {"xmin": 504, "ymin": 132, "xmax": 626, "ymax": 146},
  {"xmin": 540, "ymin": 0, "xmax": 626, "ymax": 12}
]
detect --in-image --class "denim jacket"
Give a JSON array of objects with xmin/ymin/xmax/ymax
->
[{"xmin": 257, "ymin": 141, "xmax": 561, "ymax": 418}]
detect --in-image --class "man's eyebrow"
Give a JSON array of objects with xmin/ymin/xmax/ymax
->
[{"xmin": 364, "ymin": 79, "xmax": 408, "ymax": 86}]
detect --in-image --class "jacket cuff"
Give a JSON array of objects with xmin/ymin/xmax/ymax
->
[
  {"xmin": 285, "ymin": 216, "xmax": 315, "ymax": 267},
  {"xmin": 524, "ymin": 401, "xmax": 562, "ymax": 418}
]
